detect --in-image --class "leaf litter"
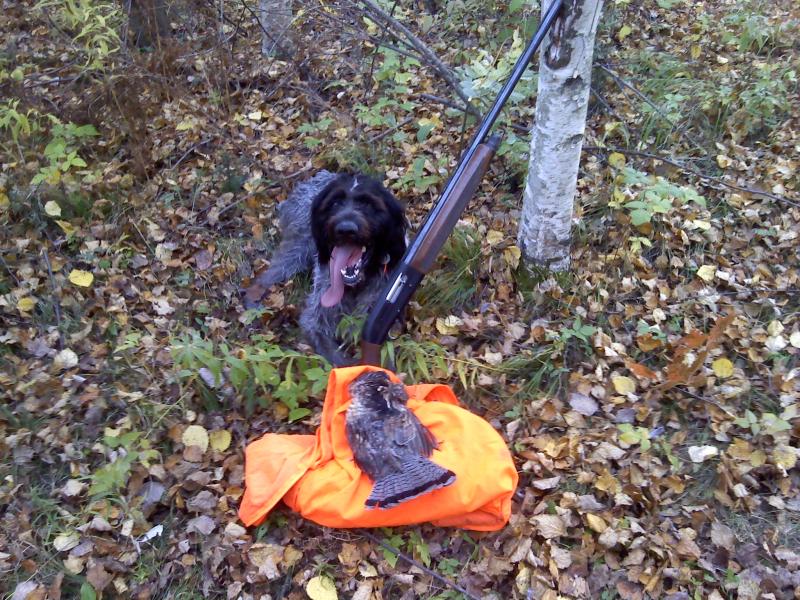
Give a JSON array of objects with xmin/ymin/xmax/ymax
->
[{"xmin": 0, "ymin": 0, "xmax": 799, "ymax": 598}]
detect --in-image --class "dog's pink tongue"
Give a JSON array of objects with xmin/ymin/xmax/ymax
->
[{"xmin": 321, "ymin": 245, "xmax": 361, "ymax": 307}]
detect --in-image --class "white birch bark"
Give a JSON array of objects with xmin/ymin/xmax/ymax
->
[
  {"xmin": 259, "ymin": 0, "xmax": 293, "ymax": 57},
  {"xmin": 518, "ymin": 0, "xmax": 604, "ymax": 271}
]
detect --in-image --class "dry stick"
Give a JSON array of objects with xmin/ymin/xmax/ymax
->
[
  {"xmin": 358, "ymin": 0, "xmax": 473, "ymax": 111},
  {"xmin": 368, "ymin": 116, "xmax": 415, "ymax": 143},
  {"xmin": 41, "ymin": 249, "xmax": 65, "ymax": 350},
  {"xmin": 357, "ymin": 529, "xmax": 481, "ymax": 600},
  {"xmin": 583, "ymin": 145, "xmax": 800, "ymax": 208},
  {"xmin": 596, "ymin": 63, "xmax": 708, "ymax": 156}
]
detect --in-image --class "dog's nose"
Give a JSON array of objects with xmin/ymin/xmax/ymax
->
[{"xmin": 334, "ymin": 220, "xmax": 359, "ymax": 236}]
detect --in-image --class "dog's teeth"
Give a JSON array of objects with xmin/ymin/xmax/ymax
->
[{"xmin": 361, "ymin": 246, "xmax": 366, "ymax": 254}]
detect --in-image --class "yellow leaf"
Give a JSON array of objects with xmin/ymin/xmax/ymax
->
[
  {"xmin": 209, "ymin": 430, "xmax": 232, "ymax": 452},
  {"xmin": 306, "ymin": 575, "xmax": 338, "ymax": 600},
  {"xmin": 0, "ymin": 190, "xmax": 8, "ymax": 210},
  {"xmin": 712, "ymin": 358, "xmax": 734, "ymax": 378},
  {"xmin": 486, "ymin": 230, "xmax": 504, "ymax": 246},
  {"xmin": 617, "ymin": 24, "xmax": 632, "ymax": 42},
  {"xmin": 696, "ymin": 265, "xmax": 715, "ymax": 282},
  {"xmin": 247, "ymin": 111, "xmax": 263, "ymax": 121},
  {"xmin": 182, "ymin": 425, "xmax": 209, "ymax": 452},
  {"xmin": 56, "ymin": 220, "xmax": 77, "ymax": 236},
  {"xmin": 767, "ymin": 320, "xmax": 784, "ymax": 336},
  {"xmin": 716, "ymin": 155, "xmax": 732, "ymax": 168},
  {"xmin": 690, "ymin": 44, "xmax": 701, "ymax": 59},
  {"xmin": 17, "ymin": 297, "xmax": 36, "ymax": 313},
  {"xmin": 504, "ymin": 245, "xmax": 521, "ymax": 270},
  {"xmin": 176, "ymin": 119, "xmax": 195, "ymax": 131},
  {"xmin": 790, "ymin": 331, "xmax": 800, "ymax": 349},
  {"xmin": 595, "ymin": 471, "xmax": 620, "ymax": 494},
  {"xmin": 585, "ymin": 514, "xmax": 607, "ymax": 533},
  {"xmin": 68, "ymin": 269, "xmax": 94, "ymax": 287},
  {"xmin": 436, "ymin": 315, "xmax": 463, "ymax": 335},
  {"xmin": 44, "ymin": 200, "xmax": 62, "ymax": 217},
  {"xmin": 772, "ymin": 445, "xmax": 797, "ymax": 470},
  {"xmin": 608, "ymin": 152, "xmax": 626, "ymax": 169},
  {"xmin": 611, "ymin": 375, "xmax": 635, "ymax": 394},
  {"xmin": 619, "ymin": 431, "xmax": 640, "ymax": 446}
]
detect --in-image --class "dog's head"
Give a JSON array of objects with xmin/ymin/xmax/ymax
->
[{"xmin": 311, "ymin": 173, "xmax": 407, "ymax": 307}]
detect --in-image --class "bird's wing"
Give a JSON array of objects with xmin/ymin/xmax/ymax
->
[
  {"xmin": 347, "ymin": 416, "xmax": 393, "ymax": 480},
  {"xmin": 385, "ymin": 408, "xmax": 437, "ymax": 458}
]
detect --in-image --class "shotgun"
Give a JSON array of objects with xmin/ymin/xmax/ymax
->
[{"xmin": 360, "ymin": 0, "xmax": 564, "ymax": 366}]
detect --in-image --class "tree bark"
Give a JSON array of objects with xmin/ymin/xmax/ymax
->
[
  {"xmin": 259, "ymin": 0, "xmax": 293, "ymax": 57},
  {"xmin": 518, "ymin": 0, "xmax": 604, "ymax": 271}
]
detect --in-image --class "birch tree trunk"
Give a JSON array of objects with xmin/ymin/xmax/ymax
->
[
  {"xmin": 518, "ymin": 0, "xmax": 604, "ymax": 271},
  {"xmin": 259, "ymin": 0, "xmax": 293, "ymax": 57}
]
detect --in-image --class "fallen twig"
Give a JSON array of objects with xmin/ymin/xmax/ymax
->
[
  {"xmin": 583, "ymin": 145, "xmax": 800, "ymax": 208},
  {"xmin": 358, "ymin": 0, "xmax": 473, "ymax": 112},
  {"xmin": 41, "ymin": 248, "xmax": 65, "ymax": 350},
  {"xmin": 357, "ymin": 528, "xmax": 481, "ymax": 600}
]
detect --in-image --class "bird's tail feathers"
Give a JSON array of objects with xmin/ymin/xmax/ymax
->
[{"xmin": 365, "ymin": 457, "xmax": 455, "ymax": 510}]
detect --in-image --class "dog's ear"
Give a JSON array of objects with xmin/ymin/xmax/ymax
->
[{"xmin": 374, "ymin": 184, "xmax": 408, "ymax": 267}]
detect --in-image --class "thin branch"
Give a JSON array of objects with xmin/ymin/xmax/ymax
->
[
  {"xmin": 357, "ymin": 0, "xmax": 473, "ymax": 111},
  {"xmin": 169, "ymin": 136, "xmax": 214, "ymax": 170},
  {"xmin": 415, "ymin": 93, "xmax": 531, "ymax": 135},
  {"xmin": 583, "ymin": 145, "xmax": 800, "ymax": 208},
  {"xmin": 41, "ymin": 248, "xmax": 65, "ymax": 350},
  {"xmin": 596, "ymin": 63, "xmax": 708, "ymax": 155},
  {"xmin": 368, "ymin": 115, "xmax": 415, "ymax": 143},
  {"xmin": 357, "ymin": 529, "xmax": 481, "ymax": 600}
]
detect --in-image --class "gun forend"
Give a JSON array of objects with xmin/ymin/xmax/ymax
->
[
  {"xmin": 409, "ymin": 135, "xmax": 501, "ymax": 274},
  {"xmin": 359, "ymin": 135, "xmax": 501, "ymax": 365}
]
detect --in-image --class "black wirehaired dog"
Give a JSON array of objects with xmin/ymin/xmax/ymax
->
[{"xmin": 243, "ymin": 171, "xmax": 407, "ymax": 366}]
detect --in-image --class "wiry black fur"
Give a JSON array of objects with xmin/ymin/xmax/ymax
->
[{"xmin": 243, "ymin": 171, "xmax": 407, "ymax": 366}]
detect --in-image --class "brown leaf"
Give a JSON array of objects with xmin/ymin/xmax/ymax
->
[
  {"xmin": 194, "ymin": 249, "xmax": 213, "ymax": 271},
  {"xmin": 86, "ymin": 562, "xmax": 113, "ymax": 593}
]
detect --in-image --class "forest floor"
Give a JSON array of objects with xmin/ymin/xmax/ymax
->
[{"xmin": 1, "ymin": 0, "xmax": 800, "ymax": 598}]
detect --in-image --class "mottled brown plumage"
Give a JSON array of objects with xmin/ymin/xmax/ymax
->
[{"xmin": 346, "ymin": 371, "xmax": 455, "ymax": 509}]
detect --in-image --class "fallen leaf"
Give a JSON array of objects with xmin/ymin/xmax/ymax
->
[
  {"xmin": 53, "ymin": 531, "xmax": 80, "ymax": 552},
  {"xmin": 53, "ymin": 348, "xmax": 79, "ymax": 371},
  {"xmin": 687, "ymin": 445, "xmax": 719, "ymax": 463},
  {"xmin": 569, "ymin": 392, "xmax": 598, "ymax": 416},
  {"xmin": 612, "ymin": 375, "xmax": 636, "ymax": 394},
  {"xmin": 187, "ymin": 515, "xmax": 216, "ymax": 535},
  {"xmin": 44, "ymin": 200, "xmax": 62, "ymax": 217},
  {"xmin": 68, "ymin": 269, "xmax": 93, "ymax": 287},
  {"xmin": 306, "ymin": 575, "xmax": 338, "ymax": 600},
  {"xmin": 696, "ymin": 265, "xmax": 716, "ymax": 282},
  {"xmin": 712, "ymin": 357, "xmax": 734, "ymax": 378},
  {"xmin": 790, "ymin": 331, "xmax": 800, "ymax": 348},
  {"xmin": 531, "ymin": 514, "xmax": 566, "ymax": 539},
  {"xmin": 772, "ymin": 445, "xmax": 797, "ymax": 470},
  {"xmin": 209, "ymin": 429, "xmax": 231, "ymax": 452},
  {"xmin": 17, "ymin": 297, "xmax": 36, "ymax": 313},
  {"xmin": 182, "ymin": 425, "xmax": 209, "ymax": 452},
  {"xmin": 586, "ymin": 514, "xmax": 607, "ymax": 533}
]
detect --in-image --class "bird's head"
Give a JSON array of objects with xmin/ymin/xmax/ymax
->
[{"xmin": 348, "ymin": 371, "xmax": 406, "ymax": 413}]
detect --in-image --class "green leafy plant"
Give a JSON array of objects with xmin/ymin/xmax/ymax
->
[
  {"xmin": 36, "ymin": 0, "xmax": 122, "ymax": 70},
  {"xmin": 32, "ymin": 119, "xmax": 98, "ymax": 185},
  {"xmin": 612, "ymin": 167, "xmax": 706, "ymax": 226},
  {"xmin": 171, "ymin": 332, "xmax": 330, "ymax": 420},
  {"xmin": 89, "ymin": 430, "xmax": 159, "ymax": 497}
]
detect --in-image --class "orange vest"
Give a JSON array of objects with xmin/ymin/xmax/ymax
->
[{"xmin": 239, "ymin": 366, "xmax": 518, "ymax": 531}]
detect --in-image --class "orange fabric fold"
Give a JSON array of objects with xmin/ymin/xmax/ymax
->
[{"xmin": 239, "ymin": 366, "xmax": 518, "ymax": 531}]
